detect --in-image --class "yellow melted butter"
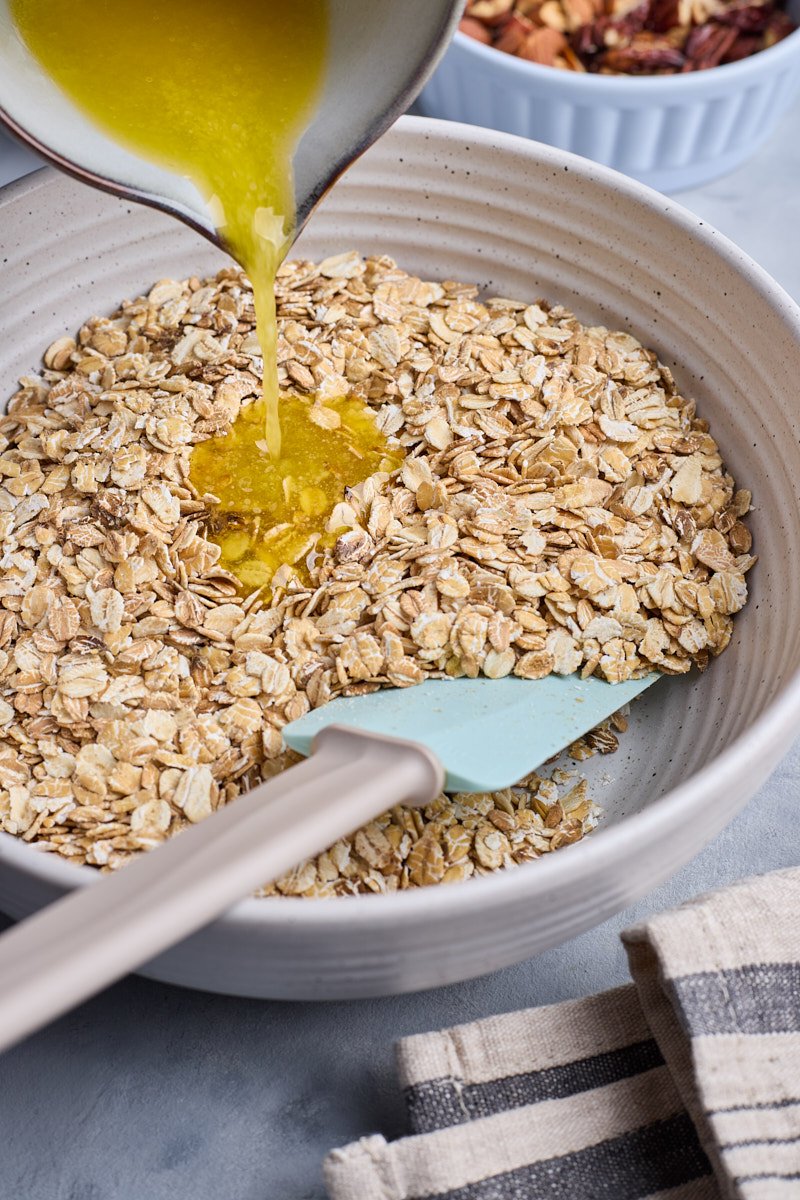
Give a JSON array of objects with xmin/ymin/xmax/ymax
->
[
  {"xmin": 13, "ymin": 0, "xmax": 398, "ymax": 592},
  {"xmin": 12, "ymin": 0, "xmax": 328, "ymax": 456},
  {"xmin": 190, "ymin": 394, "xmax": 403, "ymax": 591}
]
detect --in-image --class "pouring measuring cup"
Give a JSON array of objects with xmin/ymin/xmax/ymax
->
[{"xmin": 0, "ymin": 0, "xmax": 462, "ymax": 247}]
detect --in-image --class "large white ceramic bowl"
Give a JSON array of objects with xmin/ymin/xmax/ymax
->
[
  {"xmin": 1, "ymin": 116, "xmax": 800, "ymax": 1000},
  {"xmin": 419, "ymin": 9, "xmax": 800, "ymax": 192}
]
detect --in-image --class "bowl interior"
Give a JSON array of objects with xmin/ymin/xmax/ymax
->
[{"xmin": 1, "ymin": 117, "xmax": 799, "ymax": 848}]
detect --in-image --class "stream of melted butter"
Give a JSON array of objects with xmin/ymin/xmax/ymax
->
[
  {"xmin": 12, "ymin": 0, "xmax": 328, "ymax": 457},
  {"xmin": 13, "ymin": 0, "xmax": 406, "ymax": 591}
]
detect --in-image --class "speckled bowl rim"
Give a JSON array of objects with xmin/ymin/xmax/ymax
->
[
  {"xmin": 2, "ymin": 120, "xmax": 800, "ymax": 937},
  {"xmin": 449, "ymin": 18, "xmax": 800, "ymax": 92}
]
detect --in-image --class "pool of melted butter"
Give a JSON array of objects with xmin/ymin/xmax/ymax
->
[{"xmin": 190, "ymin": 394, "xmax": 403, "ymax": 591}]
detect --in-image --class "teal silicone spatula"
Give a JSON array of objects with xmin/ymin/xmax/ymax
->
[
  {"xmin": 0, "ymin": 670, "xmax": 657, "ymax": 1053},
  {"xmin": 285, "ymin": 673, "xmax": 657, "ymax": 792}
]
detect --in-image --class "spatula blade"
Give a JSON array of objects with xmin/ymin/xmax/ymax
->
[{"xmin": 284, "ymin": 674, "xmax": 658, "ymax": 792}]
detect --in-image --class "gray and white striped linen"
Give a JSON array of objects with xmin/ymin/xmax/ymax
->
[{"xmin": 324, "ymin": 867, "xmax": 800, "ymax": 1200}]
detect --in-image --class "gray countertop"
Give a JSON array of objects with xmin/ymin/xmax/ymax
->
[{"xmin": 1, "ymin": 105, "xmax": 799, "ymax": 1200}]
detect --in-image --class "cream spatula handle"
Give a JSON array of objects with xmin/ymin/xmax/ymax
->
[{"xmin": 0, "ymin": 726, "xmax": 443, "ymax": 1054}]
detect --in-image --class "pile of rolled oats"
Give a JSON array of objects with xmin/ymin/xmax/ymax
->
[{"xmin": 0, "ymin": 253, "xmax": 752, "ymax": 895}]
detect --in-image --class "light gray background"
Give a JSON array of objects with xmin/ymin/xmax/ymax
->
[{"xmin": 1, "ymin": 101, "xmax": 799, "ymax": 1200}]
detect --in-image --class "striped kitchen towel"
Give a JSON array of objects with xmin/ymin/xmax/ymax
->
[{"xmin": 324, "ymin": 866, "xmax": 800, "ymax": 1200}]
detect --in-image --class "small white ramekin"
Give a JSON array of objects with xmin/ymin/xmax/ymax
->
[{"xmin": 418, "ymin": 18, "xmax": 800, "ymax": 191}]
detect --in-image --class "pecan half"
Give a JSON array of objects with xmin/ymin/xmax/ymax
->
[
  {"xmin": 600, "ymin": 32, "xmax": 686, "ymax": 68},
  {"xmin": 720, "ymin": 29, "xmax": 762, "ymax": 57},
  {"xmin": 648, "ymin": 0, "xmax": 681, "ymax": 31},
  {"xmin": 683, "ymin": 20, "xmax": 738, "ymax": 63}
]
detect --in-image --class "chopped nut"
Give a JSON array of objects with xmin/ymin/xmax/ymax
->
[{"xmin": 462, "ymin": 0, "xmax": 795, "ymax": 74}]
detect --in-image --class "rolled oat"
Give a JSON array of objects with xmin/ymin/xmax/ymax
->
[{"xmin": 0, "ymin": 255, "xmax": 752, "ymax": 894}]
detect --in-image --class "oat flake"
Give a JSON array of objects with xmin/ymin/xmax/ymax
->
[{"xmin": 0, "ymin": 256, "xmax": 752, "ymax": 895}]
